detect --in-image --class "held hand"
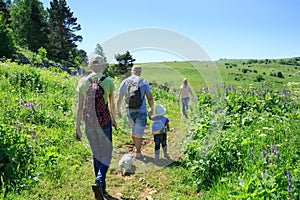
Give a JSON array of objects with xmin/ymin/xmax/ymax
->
[
  {"xmin": 75, "ymin": 129, "xmax": 82, "ymax": 141},
  {"xmin": 148, "ymin": 109, "xmax": 154, "ymax": 119}
]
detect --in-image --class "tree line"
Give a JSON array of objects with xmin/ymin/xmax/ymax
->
[{"xmin": 0, "ymin": 0, "xmax": 86, "ymax": 68}]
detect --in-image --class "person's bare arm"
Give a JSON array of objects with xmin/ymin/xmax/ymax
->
[
  {"xmin": 166, "ymin": 122, "xmax": 170, "ymax": 132},
  {"xmin": 146, "ymin": 92, "xmax": 154, "ymax": 119},
  {"xmin": 117, "ymin": 94, "xmax": 124, "ymax": 117},
  {"xmin": 109, "ymin": 91, "xmax": 117, "ymax": 130},
  {"xmin": 75, "ymin": 93, "xmax": 84, "ymax": 141},
  {"xmin": 177, "ymin": 88, "xmax": 182, "ymax": 101}
]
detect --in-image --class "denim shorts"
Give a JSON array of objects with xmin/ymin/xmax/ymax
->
[{"xmin": 126, "ymin": 111, "xmax": 147, "ymax": 136}]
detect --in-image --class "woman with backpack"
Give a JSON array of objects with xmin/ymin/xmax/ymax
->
[{"xmin": 75, "ymin": 54, "xmax": 117, "ymax": 200}]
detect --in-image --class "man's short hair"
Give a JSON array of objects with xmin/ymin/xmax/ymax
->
[{"xmin": 131, "ymin": 66, "xmax": 141, "ymax": 73}]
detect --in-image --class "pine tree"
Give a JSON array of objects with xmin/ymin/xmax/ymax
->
[
  {"xmin": 95, "ymin": 44, "xmax": 108, "ymax": 65},
  {"xmin": 9, "ymin": 0, "xmax": 48, "ymax": 52},
  {"xmin": 0, "ymin": 13, "xmax": 16, "ymax": 58},
  {"xmin": 0, "ymin": 0, "xmax": 11, "ymax": 25},
  {"xmin": 113, "ymin": 51, "xmax": 136, "ymax": 77},
  {"xmin": 47, "ymin": 0, "xmax": 82, "ymax": 61}
]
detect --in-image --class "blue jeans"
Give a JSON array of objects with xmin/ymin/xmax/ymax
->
[
  {"xmin": 154, "ymin": 133, "xmax": 168, "ymax": 159},
  {"xmin": 126, "ymin": 111, "xmax": 147, "ymax": 136},
  {"xmin": 85, "ymin": 121, "xmax": 112, "ymax": 191},
  {"xmin": 181, "ymin": 97, "xmax": 190, "ymax": 118}
]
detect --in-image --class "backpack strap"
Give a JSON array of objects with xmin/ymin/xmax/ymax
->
[
  {"xmin": 100, "ymin": 75, "xmax": 107, "ymax": 82},
  {"xmin": 88, "ymin": 75, "xmax": 106, "ymax": 83}
]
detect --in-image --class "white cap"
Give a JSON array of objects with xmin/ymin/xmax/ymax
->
[{"xmin": 155, "ymin": 104, "xmax": 166, "ymax": 116}]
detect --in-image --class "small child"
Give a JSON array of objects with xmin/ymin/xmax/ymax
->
[{"xmin": 151, "ymin": 104, "xmax": 170, "ymax": 161}]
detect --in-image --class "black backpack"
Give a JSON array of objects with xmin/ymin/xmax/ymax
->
[
  {"xmin": 125, "ymin": 78, "xmax": 144, "ymax": 109},
  {"xmin": 83, "ymin": 76, "xmax": 111, "ymax": 127}
]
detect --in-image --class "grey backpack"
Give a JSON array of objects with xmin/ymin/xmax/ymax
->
[{"xmin": 125, "ymin": 78, "xmax": 144, "ymax": 109}]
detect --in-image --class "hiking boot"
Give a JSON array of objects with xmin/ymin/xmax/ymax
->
[
  {"xmin": 103, "ymin": 190, "xmax": 118, "ymax": 200},
  {"xmin": 92, "ymin": 182, "xmax": 104, "ymax": 200}
]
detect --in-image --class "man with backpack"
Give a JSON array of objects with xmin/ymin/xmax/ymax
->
[
  {"xmin": 75, "ymin": 54, "xmax": 117, "ymax": 200},
  {"xmin": 117, "ymin": 65, "xmax": 154, "ymax": 159}
]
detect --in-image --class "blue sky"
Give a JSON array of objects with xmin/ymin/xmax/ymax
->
[{"xmin": 41, "ymin": 0, "xmax": 300, "ymax": 63}]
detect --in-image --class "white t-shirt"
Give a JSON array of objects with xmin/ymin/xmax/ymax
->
[{"xmin": 180, "ymin": 84, "xmax": 191, "ymax": 99}]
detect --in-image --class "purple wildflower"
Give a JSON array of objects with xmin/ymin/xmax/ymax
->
[
  {"xmin": 260, "ymin": 146, "xmax": 264, "ymax": 158},
  {"xmin": 288, "ymin": 180, "xmax": 292, "ymax": 192},
  {"xmin": 232, "ymin": 85, "xmax": 236, "ymax": 94},
  {"xmin": 204, "ymin": 87, "xmax": 208, "ymax": 92},
  {"xmin": 261, "ymin": 170, "xmax": 265, "ymax": 184},
  {"xmin": 265, "ymin": 151, "xmax": 269, "ymax": 165},
  {"xmin": 276, "ymin": 150, "xmax": 280, "ymax": 162},
  {"xmin": 24, "ymin": 102, "xmax": 34, "ymax": 108},
  {"xmin": 284, "ymin": 169, "xmax": 291, "ymax": 180},
  {"xmin": 271, "ymin": 144, "xmax": 276, "ymax": 154},
  {"xmin": 257, "ymin": 88, "xmax": 262, "ymax": 97},
  {"xmin": 250, "ymin": 89, "xmax": 254, "ymax": 98},
  {"xmin": 221, "ymin": 83, "xmax": 226, "ymax": 89},
  {"xmin": 284, "ymin": 170, "xmax": 292, "ymax": 193},
  {"xmin": 250, "ymin": 144, "xmax": 254, "ymax": 161}
]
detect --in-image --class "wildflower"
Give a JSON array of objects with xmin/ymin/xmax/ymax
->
[
  {"xmin": 288, "ymin": 180, "xmax": 292, "ymax": 192},
  {"xmin": 250, "ymin": 89, "xmax": 254, "ymax": 98},
  {"xmin": 18, "ymin": 99, "xmax": 24, "ymax": 105},
  {"xmin": 284, "ymin": 170, "xmax": 292, "ymax": 193},
  {"xmin": 284, "ymin": 169, "xmax": 291, "ymax": 180},
  {"xmin": 250, "ymin": 144, "xmax": 254, "ymax": 161},
  {"xmin": 257, "ymin": 88, "xmax": 262, "ymax": 95},
  {"xmin": 261, "ymin": 170, "xmax": 265, "ymax": 184},
  {"xmin": 24, "ymin": 102, "xmax": 34, "ymax": 108},
  {"xmin": 265, "ymin": 151, "xmax": 269, "ymax": 165},
  {"xmin": 259, "ymin": 133, "xmax": 266, "ymax": 137},
  {"xmin": 271, "ymin": 144, "xmax": 276, "ymax": 154},
  {"xmin": 221, "ymin": 83, "xmax": 225, "ymax": 89},
  {"xmin": 260, "ymin": 146, "xmax": 264, "ymax": 158}
]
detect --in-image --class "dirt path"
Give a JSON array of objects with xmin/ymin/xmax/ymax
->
[{"xmin": 104, "ymin": 128, "xmax": 185, "ymax": 200}]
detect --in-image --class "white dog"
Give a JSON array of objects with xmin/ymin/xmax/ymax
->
[{"xmin": 118, "ymin": 153, "xmax": 133, "ymax": 176}]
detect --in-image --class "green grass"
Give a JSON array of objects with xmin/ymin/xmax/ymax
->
[{"xmin": 1, "ymin": 57, "xmax": 299, "ymax": 199}]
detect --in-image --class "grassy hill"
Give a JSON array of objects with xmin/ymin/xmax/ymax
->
[
  {"xmin": 140, "ymin": 58, "xmax": 300, "ymax": 92},
  {"xmin": 0, "ymin": 58, "xmax": 299, "ymax": 199}
]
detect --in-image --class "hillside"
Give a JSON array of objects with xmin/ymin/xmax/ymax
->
[{"xmin": 0, "ymin": 58, "xmax": 299, "ymax": 199}]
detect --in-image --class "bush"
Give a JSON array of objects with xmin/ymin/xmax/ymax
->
[
  {"xmin": 183, "ymin": 85, "xmax": 299, "ymax": 199},
  {"xmin": 0, "ymin": 123, "xmax": 35, "ymax": 193}
]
